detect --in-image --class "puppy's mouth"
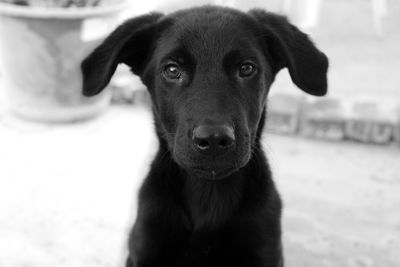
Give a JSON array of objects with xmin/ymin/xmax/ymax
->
[
  {"xmin": 189, "ymin": 166, "xmax": 238, "ymax": 180},
  {"xmin": 173, "ymin": 150, "xmax": 242, "ymax": 180}
]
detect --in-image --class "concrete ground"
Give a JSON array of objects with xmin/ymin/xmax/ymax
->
[{"xmin": 0, "ymin": 105, "xmax": 399, "ymax": 267}]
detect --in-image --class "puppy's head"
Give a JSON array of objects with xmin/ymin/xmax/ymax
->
[{"xmin": 82, "ymin": 6, "xmax": 328, "ymax": 180}]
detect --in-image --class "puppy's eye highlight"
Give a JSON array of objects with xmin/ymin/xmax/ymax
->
[
  {"xmin": 163, "ymin": 64, "xmax": 182, "ymax": 80},
  {"xmin": 239, "ymin": 62, "xmax": 256, "ymax": 77}
]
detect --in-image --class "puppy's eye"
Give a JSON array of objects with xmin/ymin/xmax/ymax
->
[
  {"xmin": 163, "ymin": 64, "xmax": 182, "ymax": 80},
  {"xmin": 239, "ymin": 62, "xmax": 256, "ymax": 77}
]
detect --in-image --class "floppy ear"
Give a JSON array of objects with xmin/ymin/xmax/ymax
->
[
  {"xmin": 249, "ymin": 9, "xmax": 328, "ymax": 96},
  {"xmin": 81, "ymin": 13, "xmax": 163, "ymax": 97}
]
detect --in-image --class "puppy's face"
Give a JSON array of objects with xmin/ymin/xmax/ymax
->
[
  {"xmin": 81, "ymin": 7, "xmax": 328, "ymax": 180},
  {"xmin": 144, "ymin": 12, "xmax": 272, "ymax": 179}
]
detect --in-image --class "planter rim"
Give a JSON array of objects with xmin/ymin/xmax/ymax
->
[{"xmin": 0, "ymin": 1, "xmax": 129, "ymax": 19}]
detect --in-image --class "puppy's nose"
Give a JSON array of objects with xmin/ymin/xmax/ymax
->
[{"xmin": 192, "ymin": 125, "xmax": 235, "ymax": 155}]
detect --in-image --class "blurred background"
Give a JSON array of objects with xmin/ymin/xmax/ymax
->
[{"xmin": 0, "ymin": 0, "xmax": 399, "ymax": 266}]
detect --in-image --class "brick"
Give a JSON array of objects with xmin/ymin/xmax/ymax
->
[
  {"xmin": 300, "ymin": 98, "xmax": 346, "ymax": 140},
  {"xmin": 370, "ymin": 122, "xmax": 393, "ymax": 144},
  {"xmin": 345, "ymin": 119, "xmax": 373, "ymax": 142},
  {"xmin": 394, "ymin": 124, "xmax": 400, "ymax": 145},
  {"xmin": 393, "ymin": 107, "xmax": 400, "ymax": 145},
  {"xmin": 266, "ymin": 94, "xmax": 304, "ymax": 134},
  {"xmin": 345, "ymin": 102, "xmax": 394, "ymax": 144}
]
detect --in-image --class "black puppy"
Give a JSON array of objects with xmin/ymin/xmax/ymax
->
[{"xmin": 81, "ymin": 5, "xmax": 328, "ymax": 267}]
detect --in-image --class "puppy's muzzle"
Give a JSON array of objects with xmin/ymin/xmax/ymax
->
[{"xmin": 192, "ymin": 124, "xmax": 235, "ymax": 156}]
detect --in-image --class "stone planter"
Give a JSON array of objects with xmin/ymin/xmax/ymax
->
[{"xmin": 0, "ymin": 2, "xmax": 126, "ymax": 122}]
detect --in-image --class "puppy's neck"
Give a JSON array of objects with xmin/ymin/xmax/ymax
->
[{"xmin": 183, "ymin": 171, "xmax": 245, "ymax": 231}]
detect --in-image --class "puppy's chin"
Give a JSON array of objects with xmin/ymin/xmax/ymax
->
[
  {"xmin": 173, "ymin": 152, "xmax": 250, "ymax": 181},
  {"xmin": 187, "ymin": 166, "xmax": 238, "ymax": 180},
  {"xmin": 171, "ymin": 139, "xmax": 252, "ymax": 180}
]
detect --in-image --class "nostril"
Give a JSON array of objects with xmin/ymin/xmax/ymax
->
[
  {"xmin": 196, "ymin": 139, "xmax": 210, "ymax": 150},
  {"xmin": 218, "ymin": 138, "xmax": 233, "ymax": 148}
]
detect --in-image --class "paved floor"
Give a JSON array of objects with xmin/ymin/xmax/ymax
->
[{"xmin": 0, "ymin": 106, "xmax": 399, "ymax": 267}]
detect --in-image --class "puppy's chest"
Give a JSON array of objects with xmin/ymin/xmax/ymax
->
[
  {"xmin": 178, "ymin": 228, "xmax": 233, "ymax": 267},
  {"xmin": 183, "ymin": 179, "xmax": 243, "ymax": 230}
]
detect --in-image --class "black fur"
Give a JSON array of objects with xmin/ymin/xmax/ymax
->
[{"xmin": 81, "ymin": 6, "xmax": 328, "ymax": 267}]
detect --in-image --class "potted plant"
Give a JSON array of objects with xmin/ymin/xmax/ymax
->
[{"xmin": 0, "ymin": 0, "xmax": 127, "ymax": 122}]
